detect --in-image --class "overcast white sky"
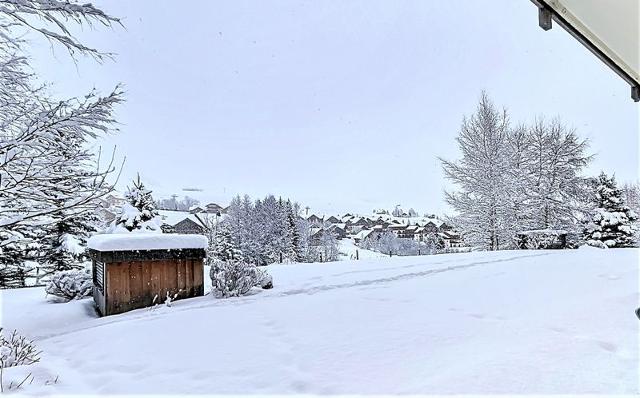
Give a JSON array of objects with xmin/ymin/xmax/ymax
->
[{"xmin": 28, "ymin": 0, "xmax": 638, "ymax": 215}]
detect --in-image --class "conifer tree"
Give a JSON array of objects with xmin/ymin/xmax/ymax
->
[
  {"xmin": 213, "ymin": 224, "xmax": 243, "ymax": 262},
  {"xmin": 125, "ymin": 175, "xmax": 158, "ymax": 222},
  {"xmin": 39, "ymin": 134, "xmax": 103, "ymax": 276},
  {"xmin": 285, "ymin": 200, "xmax": 301, "ymax": 261},
  {"xmin": 113, "ymin": 175, "xmax": 160, "ymax": 232},
  {"xmin": 39, "ymin": 211, "xmax": 99, "ymax": 276},
  {"xmin": 584, "ymin": 172, "xmax": 637, "ymax": 248},
  {"xmin": 0, "ymin": 231, "xmax": 31, "ymax": 288}
]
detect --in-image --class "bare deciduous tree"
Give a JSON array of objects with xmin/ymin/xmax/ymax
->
[{"xmin": 0, "ymin": 0, "xmax": 123, "ymax": 286}]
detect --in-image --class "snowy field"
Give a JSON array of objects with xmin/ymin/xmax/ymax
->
[
  {"xmin": 1, "ymin": 248, "xmax": 638, "ymax": 395},
  {"xmin": 338, "ymin": 238, "xmax": 387, "ymax": 260}
]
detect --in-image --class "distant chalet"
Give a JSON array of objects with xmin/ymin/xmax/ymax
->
[{"xmin": 160, "ymin": 202, "xmax": 227, "ymax": 235}]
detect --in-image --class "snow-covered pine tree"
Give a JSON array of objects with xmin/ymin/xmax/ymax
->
[
  {"xmin": 125, "ymin": 175, "xmax": 158, "ymax": 222},
  {"xmin": 212, "ymin": 223, "xmax": 243, "ymax": 262},
  {"xmin": 0, "ymin": 230, "xmax": 31, "ymax": 288},
  {"xmin": 112, "ymin": 175, "xmax": 160, "ymax": 232},
  {"xmin": 39, "ymin": 133, "xmax": 103, "ymax": 276},
  {"xmin": 285, "ymin": 200, "xmax": 301, "ymax": 262},
  {"xmin": 240, "ymin": 195, "xmax": 260, "ymax": 262},
  {"xmin": 223, "ymin": 194, "xmax": 259, "ymax": 264},
  {"xmin": 39, "ymin": 211, "xmax": 99, "ymax": 276},
  {"xmin": 253, "ymin": 195, "xmax": 280, "ymax": 264},
  {"xmin": 584, "ymin": 172, "xmax": 638, "ymax": 248}
]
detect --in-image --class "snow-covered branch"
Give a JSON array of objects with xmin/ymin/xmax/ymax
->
[{"xmin": 0, "ymin": 0, "xmax": 121, "ymax": 61}]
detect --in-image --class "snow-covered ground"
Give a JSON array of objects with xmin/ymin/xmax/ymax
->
[
  {"xmin": 1, "ymin": 248, "xmax": 638, "ymax": 395},
  {"xmin": 338, "ymin": 238, "xmax": 387, "ymax": 260}
]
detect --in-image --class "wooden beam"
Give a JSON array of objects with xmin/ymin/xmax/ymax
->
[
  {"xmin": 538, "ymin": 7, "xmax": 552, "ymax": 31},
  {"xmin": 531, "ymin": 0, "xmax": 640, "ymax": 102}
]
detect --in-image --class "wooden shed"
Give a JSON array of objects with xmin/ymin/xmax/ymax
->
[{"xmin": 87, "ymin": 234, "xmax": 207, "ymax": 316}]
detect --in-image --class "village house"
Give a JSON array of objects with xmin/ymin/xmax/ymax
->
[
  {"xmin": 353, "ymin": 229, "xmax": 376, "ymax": 245},
  {"xmin": 165, "ymin": 218, "xmax": 205, "ymax": 234},
  {"xmin": 100, "ymin": 192, "xmax": 126, "ymax": 209},
  {"xmin": 439, "ymin": 230, "xmax": 464, "ymax": 248},
  {"xmin": 388, "ymin": 223, "xmax": 407, "ymax": 237},
  {"xmin": 402, "ymin": 225, "xmax": 419, "ymax": 239},
  {"xmin": 309, "ymin": 227, "xmax": 335, "ymax": 246},
  {"xmin": 423, "ymin": 221, "xmax": 440, "ymax": 233},
  {"xmin": 341, "ymin": 214, "xmax": 356, "ymax": 225},
  {"xmin": 96, "ymin": 207, "xmax": 116, "ymax": 227},
  {"xmin": 306, "ymin": 214, "xmax": 323, "ymax": 226},
  {"xmin": 158, "ymin": 210, "xmax": 209, "ymax": 235},
  {"xmin": 188, "ymin": 205, "xmax": 205, "ymax": 214},
  {"xmin": 347, "ymin": 217, "xmax": 372, "ymax": 234},
  {"xmin": 205, "ymin": 202, "xmax": 225, "ymax": 214},
  {"xmin": 328, "ymin": 224, "xmax": 347, "ymax": 239},
  {"xmin": 325, "ymin": 215, "xmax": 341, "ymax": 224},
  {"xmin": 440, "ymin": 222, "xmax": 454, "ymax": 231}
]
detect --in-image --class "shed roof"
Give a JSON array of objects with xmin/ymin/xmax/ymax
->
[{"xmin": 87, "ymin": 233, "xmax": 208, "ymax": 252}]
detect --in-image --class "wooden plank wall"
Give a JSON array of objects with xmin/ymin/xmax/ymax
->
[{"xmin": 105, "ymin": 259, "xmax": 204, "ymax": 316}]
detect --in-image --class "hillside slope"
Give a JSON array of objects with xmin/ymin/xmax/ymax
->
[{"xmin": 1, "ymin": 248, "xmax": 637, "ymax": 394}]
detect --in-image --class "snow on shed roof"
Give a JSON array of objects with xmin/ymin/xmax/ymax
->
[{"xmin": 87, "ymin": 233, "xmax": 208, "ymax": 252}]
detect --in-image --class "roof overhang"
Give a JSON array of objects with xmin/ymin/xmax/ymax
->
[{"xmin": 531, "ymin": 0, "xmax": 640, "ymax": 101}]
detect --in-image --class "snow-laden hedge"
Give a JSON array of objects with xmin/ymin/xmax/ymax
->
[
  {"xmin": 45, "ymin": 269, "xmax": 93, "ymax": 300},
  {"xmin": 209, "ymin": 261, "xmax": 273, "ymax": 298},
  {"xmin": 515, "ymin": 230, "xmax": 568, "ymax": 250}
]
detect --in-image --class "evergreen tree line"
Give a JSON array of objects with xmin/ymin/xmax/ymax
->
[
  {"xmin": 442, "ymin": 92, "xmax": 637, "ymax": 250},
  {"xmin": 210, "ymin": 194, "xmax": 339, "ymax": 266}
]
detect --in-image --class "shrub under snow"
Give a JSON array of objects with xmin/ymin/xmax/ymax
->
[
  {"xmin": 209, "ymin": 260, "xmax": 273, "ymax": 298},
  {"xmin": 515, "ymin": 230, "xmax": 568, "ymax": 250},
  {"xmin": 45, "ymin": 269, "xmax": 93, "ymax": 300},
  {"xmin": 0, "ymin": 328, "xmax": 41, "ymax": 368}
]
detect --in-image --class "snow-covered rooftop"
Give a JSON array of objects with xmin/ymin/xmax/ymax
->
[
  {"xmin": 157, "ymin": 210, "xmax": 206, "ymax": 227},
  {"xmin": 87, "ymin": 233, "xmax": 208, "ymax": 252},
  {"xmin": 354, "ymin": 229, "xmax": 374, "ymax": 240}
]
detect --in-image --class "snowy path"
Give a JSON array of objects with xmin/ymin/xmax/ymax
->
[{"xmin": 1, "ymin": 248, "xmax": 638, "ymax": 394}]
